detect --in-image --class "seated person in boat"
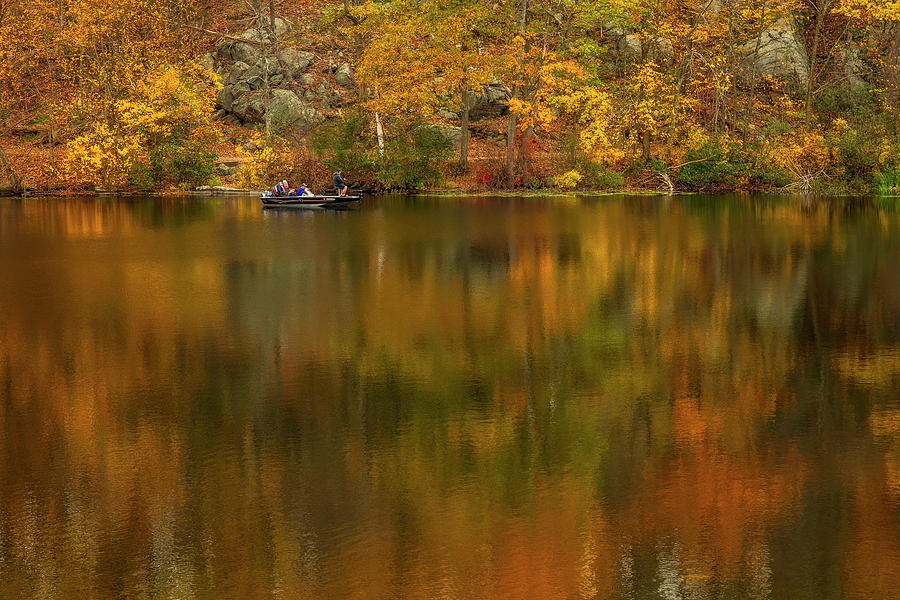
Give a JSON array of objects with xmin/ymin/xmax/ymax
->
[{"xmin": 298, "ymin": 183, "xmax": 314, "ymax": 197}]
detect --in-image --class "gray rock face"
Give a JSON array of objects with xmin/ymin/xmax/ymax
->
[
  {"xmin": 279, "ymin": 49, "xmax": 315, "ymax": 77},
  {"xmin": 335, "ymin": 63, "xmax": 356, "ymax": 88},
  {"xmin": 469, "ymin": 83, "xmax": 509, "ymax": 120},
  {"xmin": 271, "ymin": 18, "xmax": 292, "ymax": 37},
  {"xmin": 243, "ymin": 65, "xmax": 264, "ymax": 90},
  {"xmin": 266, "ymin": 89, "xmax": 325, "ymax": 134},
  {"xmin": 211, "ymin": 18, "xmax": 331, "ymax": 132},
  {"xmin": 605, "ymin": 25, "xmax": 639, "ymax": 60},
  {"xmin": 239, "ymin": 18, "xmax": 291, "ymax": 42},
  {"xmin": 618, "ymin": 34, "xmax": 642, "ymax": 60},
  {"xmin": 227, "ymin": 61, "xmax": 250, "ymax": 84},
  {"xmin": 217, "ymin": 38, "xmax": 260, "ymax": 65},
  {"xmin": 739, "ymin": 18, "xmax": 809, "ymax": 86},
  {"xmin": 216, "ymin": 86, "xmax": 235, "ymax": 111},
  {"xmin": 840, "ymin": 46, "xmax": 869, "ymax": 89},
  {"xmin": 231, "ymin": 93, "xmax": 267, "ymax": 123},
  {"xmin": 604, "ymin": 24, "xmax": 674, "ymax": 63},
  {"xmin": 231, "ymin": 81, "xmax": 251, "ymax": 95},
  {"xmin": 256, "ymin": 58, "xmax": 281, "ymax": 76},
  {"xmin": 216, "ymin": 163, "xmax": 236, "ymax": 176},
  {"xmin": 423, "ymin": 124, "xmax": 462, "ymax": 145}
]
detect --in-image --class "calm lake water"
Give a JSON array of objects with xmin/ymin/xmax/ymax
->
[{"xmin": 1, "ymin": 194, "xmax": 899, "ymax": 599}]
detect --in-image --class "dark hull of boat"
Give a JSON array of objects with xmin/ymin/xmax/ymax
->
[{"xmin": 260, "ymin": 194, "xmax": 361, "ymax": 208}]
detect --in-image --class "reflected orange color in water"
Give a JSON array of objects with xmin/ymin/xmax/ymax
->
[{"xmin": 0, "ymin": 195, "xmax": 899, "ymax": 598}]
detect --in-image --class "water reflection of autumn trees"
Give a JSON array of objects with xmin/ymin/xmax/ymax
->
[{"xmin": 0, "ymin": 196, "xmax": 899, "ymax": 598}]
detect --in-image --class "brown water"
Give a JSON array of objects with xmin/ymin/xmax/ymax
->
[{"xmin": 0, "ymin": 194, "xmax": 899, "ymax": 599}]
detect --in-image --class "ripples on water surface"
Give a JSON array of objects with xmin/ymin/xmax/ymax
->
[{"xmin": 1, "ymin": 194, "xmax": 899, "ymax": 599}]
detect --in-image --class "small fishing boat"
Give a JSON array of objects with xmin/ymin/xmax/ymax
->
[{"xmin": 260, "ymin": 193, "xmax": 362, "ymax": 208}]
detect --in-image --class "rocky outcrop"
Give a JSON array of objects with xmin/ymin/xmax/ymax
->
[
  {"xmin": 211, "ymin": 20, "xmax": 335, "ymax": 131},
  {"xmin": 231, "ymin": 93, "xmax": 268, "ymax": 123},
  {"xmin": 738, "ymin": 18, "xmax": 808, "ymax": 87},
  {"xmin": 422, "ymin": 124, "xmax": 462, "ymax": 145},
  {"xmin": 840, "ymin": 46, "xmax": 870, "ymax": 89},
  {"xmin": 216, "ymin": 35, "xmax": 260, "ymax": 66},
  {"xmin": 279, "ymin": 48, "xmax": 315, "ymax": 78},
  {"xmin": 438, "ymin": 82, "xmax": 510, "ymax": 121},
  {"xmin": 335, "ymin": 63, "xmax": 356, "ymax": 88},
  {"xmin": 470, "ymin": 82, "xmax": 510, "ymax": 120},
  {"xmin": 266, "ymin": 89, "xmax": 325, "ymax": 134},
  {"xmin": 605, "ymin": 25, "xmax": 673, "ymax": 63}
]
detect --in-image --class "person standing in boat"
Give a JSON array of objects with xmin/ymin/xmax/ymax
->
[{"xmin": 333, "ymin": 169, "xmax": 348, "ymax": 196}]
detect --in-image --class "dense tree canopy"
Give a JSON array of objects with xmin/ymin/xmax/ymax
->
[{"xmin": 2, "ymin": 0, "xmax": 900, "ymax": 192}]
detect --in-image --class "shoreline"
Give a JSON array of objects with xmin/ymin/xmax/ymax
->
[{"xmin": 3, "ymin": 186, "xmax": 899, "ymax": 200}]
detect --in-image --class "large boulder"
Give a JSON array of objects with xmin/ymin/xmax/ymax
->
[
  {"xmin": 231, "ymin": 92, "xmax": 268, "ymax": 123},
  {"xmin": 335, "ymin": 63, "xmax": 356, "ymax": 88},
  {"xmin": 279, "ymin": 48, "xmax": 315, "ymax": 78},
  {"xmin": 227, "ymin": 61, "xmax": 251, "ymax": 84},
  {"xmin": 422, "ymin": 124, "xmax": 462, "ymax": 145},
  {"xmin": 216, "ymin": 38, "xmax": 260, "ymax": 65},
  {"xmin": 242, "ymin": 65, "xmax": 265, "ymax": 89},
  {"xmin": 840, "ymin": 45, "xmax": 870, "ymax": 89},
  {"xmin": 469, "ymin": 82, "xmax": 510, "ymax": 120},
  {"xmin": 604, "ymin": 25, "xmax": 673, "ymax": 62},
  {"xmin": 254, "ymin": 57, "xmax": 281, "ymax": 76},
  {"xmin": 605, "ymin": 24, "xmax": 640, "ymax": 60},
  {"xmin": 239, "ymin": 19, "xmax": 291, "ymax": 42},
  {"xmin": 738, "ymin": 18, "xmax": 808, "ymax": 87},
  {"xmin": 216, "ymin": 86, "xmax": 235, "ymax": 111},
  {"xmin": 617, "ymin": 34, "xmax": 643, "ymax": 60},
  {"xmin": 269, "ymin": 18, "xmax": 292, "ymax": 38},
  {"xmin": 266, "ymin": 89, "xmax": 326, "ymax": 134}
]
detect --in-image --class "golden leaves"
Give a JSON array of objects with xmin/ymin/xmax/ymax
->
[{"xmin": 63, "ymin": 64, "xmax": 219, "ymax": 187}]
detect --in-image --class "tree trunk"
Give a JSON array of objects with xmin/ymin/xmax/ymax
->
[
  {"xmin": 805, "ymin": 7, "xmax": 824, "ymax": 121},
  {"xmin": 743, "ymin": 0, "xmax": 768, "ymax": 141},
  {"xmin": 0, "ymin": 144, "xmax": 22, "ymax": 194},
  {"xmin": 459, "ymin": 89, "xmax": 470, "ymax": 170},
  {"xmin": 506, "ymin": 0, "xmax": 529, "ymax": 188},
  {"xmin": 250, "ymin": 0, "xmax": 277, "ymax": 141},
  {"xmin": 885, "ymin": 23, "xmax": 900, "ymax": 102},
  {"xmin": 375, "ymin": 111, "xmax": 385, "ymax": 156},
  {"xmin": 505, "ymin": 112, "xmax": 517, "ymax": 187},
  {"xmin": 517, "ymin": 125, "xmax": 532, "ymax": 175}
]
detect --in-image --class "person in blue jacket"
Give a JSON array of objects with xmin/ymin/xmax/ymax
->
[{"xmin": 332, "ymin": 170, "xmax": 348, "ymax": 196}]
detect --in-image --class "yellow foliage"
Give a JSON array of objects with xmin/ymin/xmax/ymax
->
[
  {"xmin": 234, "ymin": 136, "xmax": 317, "ymax": 190},
  {"xmin": 764, "ymin": 129, "xmax": 833, "ymax": 187},
  {"xmin": 63, "ymin": 64, "xmax": 219, "ymax": 187},
  {"xmin": 629, "ymin": 62, "xmax": 679, "ymax": 136},
  {"xmin": 553, "ymin": 170, "xmax": 583, "ymax": 189},
  {"xmin": 839, "ymin": 0, "xmax": 900, "ymax": 20},
  {"xmin": 684, "ymin": 126, "xmax": 711, "ymax": 151},
  {"xmin": 354, "ymin": 0, "xmax": 500, "ymax": 117}
]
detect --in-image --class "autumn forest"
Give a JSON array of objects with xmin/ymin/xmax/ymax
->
[{"xmin": 4, "ymin": 0, "xmax": 900, "ymax": 194}]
